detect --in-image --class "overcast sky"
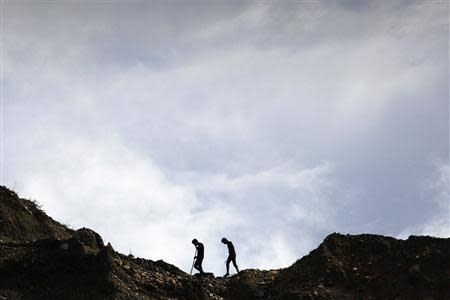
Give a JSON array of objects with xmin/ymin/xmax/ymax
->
[{"xmin": 1, "ymin": 0, "xmax": 449, "ymax": 274}]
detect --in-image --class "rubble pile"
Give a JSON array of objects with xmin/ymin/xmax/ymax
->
[
  {"xmin": 272, "ymin": 233, "xmax": 450, "ymax": 299},
  {"xmin": 0, "ymin": 186, "xmax": 449, "ymax": 299}
]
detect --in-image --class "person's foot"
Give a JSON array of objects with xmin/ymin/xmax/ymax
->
[{"xmin": 223, "ymin": 273, "xmax": 229, "ymax": 277}]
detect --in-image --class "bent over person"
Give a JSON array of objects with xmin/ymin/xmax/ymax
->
[
  {"xmin": 221, "ymin": 237, "xmax": 239, "ymax": 277},
  {"xmin": 191, "ymin": 239, "xmax": 205, "ymax": 275}
]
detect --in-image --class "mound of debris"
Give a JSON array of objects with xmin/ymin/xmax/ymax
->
[
  {"xmin": 273, "ymin": 233, "xmax": 450, "ymax": 299},
  {"xmin": 0, "ymin": 188, "xmax": 72, "ymax": 243},
  {"xmin": 0, "ymin": 186, "xmax": 449, "ymax": 299}
]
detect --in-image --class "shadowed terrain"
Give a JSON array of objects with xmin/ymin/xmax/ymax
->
[{"xmin": 0, "ymin": 186, "xmax": 449, "ymax": 299}]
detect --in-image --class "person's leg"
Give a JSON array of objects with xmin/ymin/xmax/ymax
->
[
  {"xmin": 193, "ymin": 260, "xmax": 200, "ymax": 272},
  {"xmin": 232, "ymin": 257, "xmax": 239, "ymax": 273},
  {"xmin": 225, "ymin": 256, "xmax": 231, "ymax": 276},
  {"xmin": 198, "ymin": 258, "xmax": 204, "ymax": 274}
]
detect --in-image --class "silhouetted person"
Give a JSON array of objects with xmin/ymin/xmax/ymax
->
[
  {"xmin": 191, "ymin": 239, "xmax": 205, "ymax": 275},
  {"xmin": 221, "ymin": 237, "xmax": 239, "ymax": 277}
]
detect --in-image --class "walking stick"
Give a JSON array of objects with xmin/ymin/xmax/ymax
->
[{"xmin": 190, "ymin": 249, "xmax": 197, "ymax": 275}]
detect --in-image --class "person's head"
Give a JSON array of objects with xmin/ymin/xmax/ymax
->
[
  {"xmin": 221, "ymin": 237, "xmax": 228, "ymax": 244},
  {"xmin": 192, "ymin": 239, "xmax": 198, "ymax": 245}
]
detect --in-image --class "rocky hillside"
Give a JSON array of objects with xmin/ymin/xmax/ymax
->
[
  {"xmin": 0, "ymin": 188, "xmax": 73, "ymax": 243},
  {"xmin": 0, "ymin": 186, "xmax": 449, "ymax": 299}
]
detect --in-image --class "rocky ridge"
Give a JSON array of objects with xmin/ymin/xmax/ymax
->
[{"xmin": 0, "ymin": 186, "xmax": 449, "ymax": 299}]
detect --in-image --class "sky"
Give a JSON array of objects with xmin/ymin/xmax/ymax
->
[{"xmin": 1, "ymin": 0, "xmax": 449, "ymax": 275}]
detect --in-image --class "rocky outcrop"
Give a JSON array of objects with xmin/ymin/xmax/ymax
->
[
  {"xmin": 0, "ymin": 186, "xmax": 449, "ymax": 299},
  {"xmin": 272, "ymin": 233, "xmax": 450, "ymax": 299},
  {"xmin": 0, "ymin": 187, "xmax": 72, "ymax": 243}
]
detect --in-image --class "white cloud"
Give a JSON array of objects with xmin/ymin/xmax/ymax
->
[
  {"xmin": 16, "ymin": 134, "xmax": 235, "ymax": 271},
  {"xmin": 174, "ymin": 162, "xmax": 340, "ymax": 270},
  {"xmin": 14, "ymin": 131, "xmax": 338, "ymax": 273}
]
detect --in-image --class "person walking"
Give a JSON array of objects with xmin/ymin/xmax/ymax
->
[
  {"xmin": 221, "ymin": 237, "xmax": 239, "ymax": 277},
  {"xmin": 191, "ymin": 239, "xmax": 205, "ymax": 275}
]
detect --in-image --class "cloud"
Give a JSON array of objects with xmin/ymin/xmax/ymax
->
[
  {"xmin": 15, "ymin": 130, "xmax": 338, "ymax": 273},
  {"xmin": 16, "ymin": 133, "xmax": 237, "ymax": 272},
  {"xmin": 177, "ymin": 161, "xmax": 342, "ymax": 268}
]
